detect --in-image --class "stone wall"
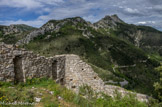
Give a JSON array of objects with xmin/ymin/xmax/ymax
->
[
  {"xmin": 64, "ymin": 55, "xmax": 149, "ymax": 102},
  {"xmin": 0, "ymin": 43, "xmax": 65, "ymax": 83},
  {"xmin": 0, "ymin": 43, "xmax": 149, "ymax": 102}
]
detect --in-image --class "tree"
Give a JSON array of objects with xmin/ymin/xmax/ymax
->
[{"xmin": 154, "ymin": 64, "xmax": 162, "ymax": 101}]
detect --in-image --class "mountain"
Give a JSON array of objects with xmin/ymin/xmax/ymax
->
[
  {"xmin": 0, "ymin": 15, "xmax": 161, "ymax": 97},
  {"xmin": 95, "ymin": 16, "xmax": 162, "ymax": 56},
  {"xmin": 94, "ymin": 14, "xmax": 124, "ymax": 29},
  {"xmin": 0, "ymin": 24, "xmax": 36, "ymax": 44},
  {"xmin": 16, "ymin": 17, "xmax": 94, "ymax": 45}
]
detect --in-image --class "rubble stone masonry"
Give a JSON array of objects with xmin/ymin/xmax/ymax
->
[{"xmin": 0, "ymin": 43, "xmax": 149, "ymax": 102}]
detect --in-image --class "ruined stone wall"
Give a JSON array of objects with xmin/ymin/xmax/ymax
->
[
  {"xmin": 64, "ymin": 55, "xmax": 105, "ymax": 92},
  {"xmin": 0, "ymin": 43, "xmax": 65, "ymax": 82},
  {"xmin": 0, "ymin": 43, "xmax": 149, "ymax": 102},
  {"xmin": 64, "ymin": 55, "xmax": 149, "ymax": 102},
  {"xmin": 52, "ymin": 55, "xmax": 66, "ymax": 84}
]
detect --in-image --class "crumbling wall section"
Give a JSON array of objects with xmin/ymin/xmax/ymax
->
[
  {"xmin": 64, "ymin": 55, "xmax": 105, "ymax": 93},
  {"xmin": 52, "ymin": 55, "xmax": 66, "ymax": 84},
  {"xmin": 0, "ymin": 43, "xmax": 65, "ymax": 82},
  {"xmin": 64, "ymin": 54, "xmax": 149, "ymax": 102},
  {"xmin": 0, "ymin": 43, "xmax": 149, "ymax": 102}
]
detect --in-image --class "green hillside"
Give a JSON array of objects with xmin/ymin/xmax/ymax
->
[{"xmin": 19, "ymin": 17, "xmax": 161, "ymax": 96}]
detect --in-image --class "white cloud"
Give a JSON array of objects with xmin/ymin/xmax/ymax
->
[
  {"xmin": 153, "ymin": 5, "xmax": 162, "ymax": 11},
  {"xmin": 0, "ymin": 0, "xmax": 42, "ymax": 9},
  {"xmin": 148, "ymin": 21, "xmax": 155, "ymax": 24},
  {"xmin": 83, "ymin": 15, "xmax": 99, "ymax": 23},
  {"xmin": 0, "ymin": 0, "xmax": 162, "ymax": 31},
  {"xmin": 137, "ymin": 20, "xmax": 162, "ymax": 31},
  {"xmin": 0, "ymin": 0, "xmax": 64, "ymax": 9},
  {"xmin": 138, "ymin": 21, "xmax": 147, "ymax": 24},
  {"xmin": 37, "ymin": 0, "xmax": 64, "ymax": 5},
  {"xmin": 124, "ymin": 8, "xmax": 140, "ymax": 14},
  {"xmin": 137, "ymin": 21, "xmax": 155, "ymax": 25},
  {"xmin": 0, "ymin": 19, "xmax": 46, "ymax": 27},
  {"xmin": 38, "ymin": 2, "xmax": 97, "ymax": 20}
]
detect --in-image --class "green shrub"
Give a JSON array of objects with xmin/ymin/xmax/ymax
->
[{"xmin": 0, "ymin": 31, "xmax": 3, "ymax": 38}]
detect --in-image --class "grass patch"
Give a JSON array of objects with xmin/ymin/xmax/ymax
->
[{"xmin": 0, "ymin": 78, "xmax": 154, "ymax": 107}]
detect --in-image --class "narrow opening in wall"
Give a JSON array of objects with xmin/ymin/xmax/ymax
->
[
  {"xmin": 70, "ymin": 79, "xmax": 73, "ymax": 81},
  {"xmin": 52, "ymin": 60, "xmax": 57, "ymax": 80},
  {"xmin": 13, "ymin": 56, "xmax": 24, "ymax": 83},
  {"xmin": 72, "ymin": 86, "xmax": 76, "ymax": 88},
  {"xmin": 60, "ymin": 78, "xmax": 64, "ymax": 85}
]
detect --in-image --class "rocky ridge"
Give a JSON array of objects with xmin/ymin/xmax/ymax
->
[
  {"xmin": 16, "ymin": 15, "xmax": 124, "ymax": 45},
  {"xmin": 1, "ymin": 24, "xmax": 35, "ymax": 35},
  {"xmin": 94, "ymin": 14, "xmax": 124, "ymax": 29},
  {"xmin": 17, "ymin": 17, "xmax": 95, "ymax": 45},
  {"xmin": 14, "ymin": 15, "xmax": 162, "ymax": 56}
]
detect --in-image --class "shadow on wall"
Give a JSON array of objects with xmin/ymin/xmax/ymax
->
[
  {"xmin": 13, "ymin": 55, "xmax": 24, "ymax": 83},
  {"xmin": 52, "ymin": 60, "xmax": 64, "ymax": 85}
]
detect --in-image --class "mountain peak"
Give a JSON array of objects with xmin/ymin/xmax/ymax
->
[
  {"xmin": 47, "ymin": 16, "xmax": 86, "ymax": 24},
  {"xmin": 94, "ymin": 14, "xmax": 124, "ymax": 29},
  {"xmin": 103, "ymin": 14, "xmax": 124, "ymax": 23},
  {"xmin": 65, "ymin": 16, "xmax": 87, "ymax": 23}
]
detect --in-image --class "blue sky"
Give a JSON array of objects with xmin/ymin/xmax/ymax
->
[{"xmin": 0, "ymin": 0, "xmax": 162, "ymax": 31}]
